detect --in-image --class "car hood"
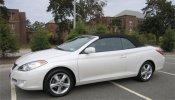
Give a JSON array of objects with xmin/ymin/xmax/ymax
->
[{"xmin": 16, "ymin": 49, "xmax": 72, "ymax": 65}]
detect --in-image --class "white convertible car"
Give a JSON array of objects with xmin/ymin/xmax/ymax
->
[{"xmin": 11, "ymin": 34, "xmax": 165, "ymax": 96}]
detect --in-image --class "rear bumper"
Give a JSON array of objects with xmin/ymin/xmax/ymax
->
[{"xmin": 155, "ymin": 56, "xmax": 165, "ymax": 71}]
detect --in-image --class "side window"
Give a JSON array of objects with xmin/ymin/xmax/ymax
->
[
  {"xmin": 88, "ymin": 38, "xmax": 123, "ymax": 52},
  {"xmin": 121, "ymin": 38, "xmax": 135, "ymax": 49}
]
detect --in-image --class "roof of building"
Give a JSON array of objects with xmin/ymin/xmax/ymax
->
[
  {"xmin": 114, "ymin": 10, "xmax": 145, "ymax": 19},
  {"xmin": 47, "ymin": 19, "xmax": 55, "ymax": 23}
]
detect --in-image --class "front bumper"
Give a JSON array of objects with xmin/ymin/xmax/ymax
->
[{"xmin": 11, "ymin": 65, "xmax": 48, "ymax": 90}]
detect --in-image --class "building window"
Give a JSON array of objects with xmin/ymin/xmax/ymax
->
[
  {"xmin": 129, "ymin": 21, "xmax": 133, "ymax": 26},
  {"xmin": 10, "ymin": 12, "xmax": 15, "ymax": 20},
  {"xmin": 11, "ymin": 23, "xmax": 15, "ymax": 30}
]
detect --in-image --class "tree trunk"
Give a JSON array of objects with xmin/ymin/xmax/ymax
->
[
  {"xmin": 2, "ymin": 52, "xmax": 5, "ymax": 58},
  {"xmin": 1, "ymin": 49, "xmax": 6, "ymax": 58},
  {"xmin": 155, "ymin": 35, "xmax": 160, "ymax": 45}
]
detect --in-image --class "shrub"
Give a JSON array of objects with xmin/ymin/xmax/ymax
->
[
  {"xmin": 161, "ymin": 28, "xmax": 175, "ymax": 52},
  {"xmin": 142, "ymin": 34, "xmax": 156, "ymax": 45},
  {"xmin": 96, "ymin": 23, "xmax": 109, "ymax": 33},
  {"xmin": 0, "ymin": 24, "xmax": 19, "ymax": 57},
  {"xmin": 31, "ymin": 29, "xmax": 51, "ymax": 51},
  {"xmin": 131, "ymin": 31, "xmax": 156, "ymax": 45},
  {"xmin": 49, "ymin": 34, "xmax": 64, "ymax": 45},
  {"xmin": 67, "ymin": 19, "xmax": 88, "ymax": 40}
]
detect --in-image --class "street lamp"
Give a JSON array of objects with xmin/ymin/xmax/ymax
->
[{"xmin": 73, "ymin": 0, "xmax": 76, "ymax": 29}]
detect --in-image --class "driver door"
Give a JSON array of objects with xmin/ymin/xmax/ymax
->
[{"xmin": 78, "ymin": 37, "xmax": 127, "ymax": 83}]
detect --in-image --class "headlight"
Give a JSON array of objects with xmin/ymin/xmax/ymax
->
[{"xmin": 18, "ymin": 60, "xmax": 47, "ymax": 71}]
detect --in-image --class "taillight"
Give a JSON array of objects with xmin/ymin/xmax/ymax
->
[{"xmin": 156, "ymin": 49, "xmax": 164, "ymax": 55}]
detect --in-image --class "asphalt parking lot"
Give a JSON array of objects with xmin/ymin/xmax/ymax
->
[{"xmin": 0, "ymin": 56, "xmax": 175, "ymax": 100}]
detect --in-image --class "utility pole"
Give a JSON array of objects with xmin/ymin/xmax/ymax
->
[{"xmin": 73, "ymin": 0, "xmax": 76, "ymax": 29}]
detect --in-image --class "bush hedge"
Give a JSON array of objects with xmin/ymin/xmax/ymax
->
[
  {"xmin": 161, "ymin": 28, "xmax": 175, "ymax": 52},
  {"xmin": 31, "ymin": 29, "xmax": 51, "ymax": 51}
]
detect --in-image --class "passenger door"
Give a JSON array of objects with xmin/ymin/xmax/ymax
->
[
  {"xmin": 78, "ymin": 38, "xmax": 127, "ymax": 83},
  {"xmin": 121, "ymin": 38, "xmax": 141, "ymax": 75}
]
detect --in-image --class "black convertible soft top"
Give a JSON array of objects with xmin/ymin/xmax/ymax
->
[{"xmin": 91, "ymin": 34, "xmax": 144, "ymax": 47}]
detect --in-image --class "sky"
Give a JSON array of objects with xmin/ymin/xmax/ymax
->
[{"xmin": 4, "ymin": 0, "xmax": 174, "ymax": 23}]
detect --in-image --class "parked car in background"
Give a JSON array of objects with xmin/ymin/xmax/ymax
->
[{"xmin": 11, "ymin": 34, "xmax": 165, "ymax": 97}]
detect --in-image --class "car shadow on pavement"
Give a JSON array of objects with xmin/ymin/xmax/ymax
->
[
  {"xmin": 16, "ymin": 82, "xmax": 117, "ymax": 100},
  {"xmin": 15, "ymin": 78, "xmax": 143, "ymax": 100}
]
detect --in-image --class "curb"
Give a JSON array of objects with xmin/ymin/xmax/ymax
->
[
  {"xmin": 165, "ymin": 55, "xmax": 175, "ymax": 57},
  {"xmin": 0, "ymin": 64, "xmax": 13, "ymax": 68}
]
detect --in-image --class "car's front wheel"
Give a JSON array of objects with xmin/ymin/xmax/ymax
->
[
  {"xmin": 44, "ymin": 69, "xmax": 74, "ymax": 97},
  {"xmin": 137, "ymin": 61, "xmax": 154, "ymax": 82}
]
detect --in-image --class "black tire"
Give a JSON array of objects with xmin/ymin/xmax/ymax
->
[
  {"xmin": 44, "ymin": 68, "xmax": 75, "ymax": 97},
  {"xmin": 137, "ymin": 61, "xmax": 154, "ymax": 82}
]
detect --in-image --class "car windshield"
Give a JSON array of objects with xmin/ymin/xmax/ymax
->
[{"xmin": 56, "ymin": 36, "xmax": 95, "ymax": 52}]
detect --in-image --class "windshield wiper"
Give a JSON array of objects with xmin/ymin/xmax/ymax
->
[
  {"xmin": 56, "ymin": 47, "xmax": 72, "ymax": 52},
  {"xmin": 56, "ymin": 47, "xmax": 65, "ymax": 51}
]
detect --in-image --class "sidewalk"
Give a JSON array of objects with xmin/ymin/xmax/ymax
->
[
  {"xmin": 164, "ymin": 50, "xmax": 175, "ymax": 57},
  {"xmin": 0, "ymin": 64, "xmax": 12, "ymax": 68},
  {"xmin": 0, "ymin": 49, "xmax": 31, "ymax": 65},
  {"xmin": 7, "ymin": 49, "xmax": 31, "ymax": 57}
]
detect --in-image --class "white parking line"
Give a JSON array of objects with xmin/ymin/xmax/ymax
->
[
  {"xmin": 110, "ymin": 81, "xmax": 152, "ymax": 100},
  {"xmin": 158, "ymin": 71, "xmax": 175, "ymax": 76},
  {"xmin": 165, "ymin": 55, "xmax": 175, "ymax": 58},
  {"xmin": 11, "ymin": 79, "xmax": 17, "ymax": 100},
  {"xmin": 165, "ymin": 62, "xmax": 175, "ymax": 65}
]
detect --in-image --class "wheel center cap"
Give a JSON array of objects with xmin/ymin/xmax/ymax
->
[{"xmin": 57, "ymin": 82, "xmax": 63, "ymax": 86}]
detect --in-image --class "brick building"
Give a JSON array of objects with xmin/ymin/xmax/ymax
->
[
  {"xmin": 46, "ymin": 19, "xmax": 68, "ymax": 38},
  {"xmin": 89, "ymin": 10, "xmax": 144, "ymax": 33},
  {"xmin": 47, "ymin": 10, "xmax": 144, "ymax": 36},
  {"xmin": 114, "ymin": 10, "xmax": 144, "ymax": 32},
  {"xmin": 8, "ymin": 9, "xmax": 27, "ymax": 44},
  {"xmin": 46, "ymin": 19, "xmax": 58, "ymax": 37}
]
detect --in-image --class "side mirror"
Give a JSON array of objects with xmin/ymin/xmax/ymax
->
[{"xmin": 84, "ymin": 47, "xmax": 96, "ymax": 54}]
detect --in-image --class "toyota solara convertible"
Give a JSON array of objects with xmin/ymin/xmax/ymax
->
[{"xmin": 11, "ymin": 34, "xmax": 165, "ymax": 97}]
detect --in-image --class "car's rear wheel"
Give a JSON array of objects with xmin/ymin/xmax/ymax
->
[
  {"xmin": 137, "ymin": 61, "xmax": 154, "ymax": 82},
  {"xmin": 44, "ymin": 69, "xmax": 74, "ymax": 97}
]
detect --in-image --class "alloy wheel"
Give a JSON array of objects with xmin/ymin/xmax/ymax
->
[
  {"xmin": 49, "ymin": 73, "xmax": 71, "ymax": 95},
  {"xmin": 141, "ymin": 64, "xmax": 153, "ymax": 80}
]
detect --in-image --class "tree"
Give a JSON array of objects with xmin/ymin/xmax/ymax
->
[
  {"xmin": 0, "ymin": 24, "xmax": 19, "ymax": 57},
  {"xmin": 26, "ymin": 19, "xmax": 33, "ymax": 32},
  {"xmin": 161, "ymin": 28, "xmax": 175, "ymax": 52},
  {"xmin": 0, "ymin": 0, "xmax": 18, "ymax": 57},
  {"xmin": 143, "ymin": 0, "xmax": 175, "ymax": 28},
  {"xmin": 47, "ymin": 0, "xmax": 73, "ymax": 22},
  {"xmin": 0, "ymin": 0, "xmax": 9, "ymax": 22},
  {"xmin": 26, "ymin": 21, "xmax": 46, "ymax": 32},
  {"xmin": 140, "ymin": 0, "xmax": 175, "ymax": 44},
  {"xmin": 31, "ymin": 27, "xmax": 51, "ymax": 51},
  {"xmin": 31, "ymin": 21, "xmax": 45, "ymax": 31},
  {"xmin": 96, "ymin": 23, "xmax": 109, "ymax": 33},
  {"xmin": 47, "ymin": 0, "xmax": 73, "ymax": 32},
  {"xmin": 67, "ymin": 19, "xmax": 88, "ymax": 40},
  {"xmin": 76, "ymin": 0, "xmax": 106, "ymax": 21},
  {"xmin": 139, "ymin": 16, "xmax": 165, "ymax": 44},
  {"xmin": 47, "ymin": 0, "xmax": 106, "ymax": 33},
  {"xmin": 0, "ymin": 0, "xmax": 4, "ymax": 4},
  {"xmin": 26, "ymin": 21, "xmax": 47, "ymax": 42}
]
